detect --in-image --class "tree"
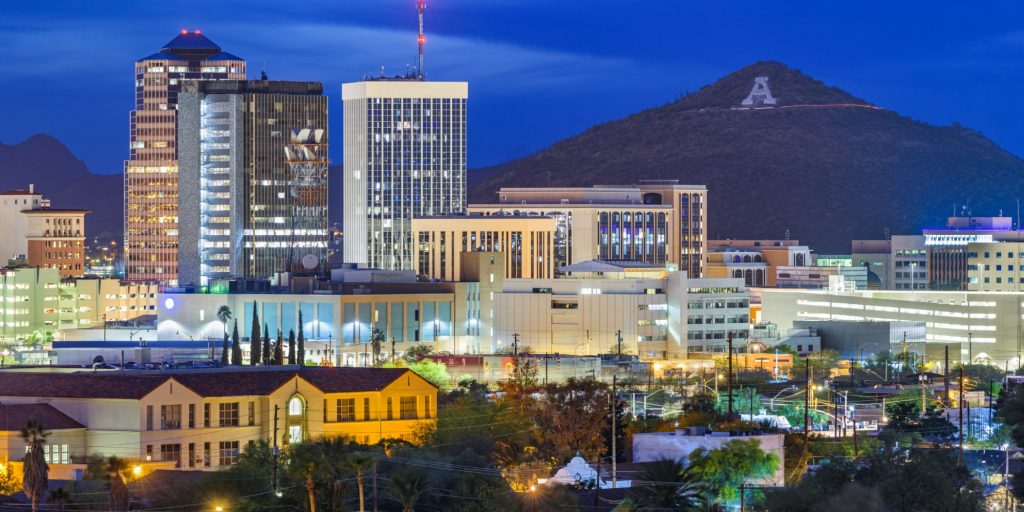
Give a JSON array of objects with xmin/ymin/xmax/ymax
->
[
  {"xmin": 297, "ymin": 310, "xmax": 306, "ymax": 366},
  {"xmin": 231, "ymin": 320, "xmax": 242, "ymax": 365},
  {"xmin": 0, "ymin": 462, "xmax": 20, "ymax": 495},
  {"xmin": 405, "ymin": 359, "xmax": 452, "ymax": 391},
  {"xmin": 46, "ymin": 488, "xmax": 71, "ymax": 512},
  {"xmin": 403, "ymin": 344, "xmax": 434, "ymax": 364},
  {"xmin": 216, "ymin": 305, "xmax": 232, "ymax": 333},
  {"xmin": 220, "ymin": 332, "xmax": 229, "ymax": 365},
  {"xmin": 288, "ymin": 329, "xmax": 296, "ymax": 365},
  {"xmin": 262, "ymin": 323, "xmax": 271, "ymax": 365},
  {"xmin": 250, "ymin": 303, "xmax": 261, "ymax": 366},
  {"xmin": 626, "ymin": 459, "xmax": 704, "ymax": 511},
  {"xmin": 390, "ymin": 468, "xmax": 429, "ymax": 512},
  {"xmin": 104, "ymin": 456, "xmax": 130, "ymax": 512},
  {"xmin": 21, "ymin": 419, "xmax": 49, "ymax": 512},
  {"xmin": 688, "ymin": 439, "xmax": 779, "ymax": 506},
  {"xmin": 532, "ymin": 378, "xmax": 612, "ymax": 464},
  {"xmin": 274, "ymin": 330, "xmax": 284, "ymax": 365},
  {"xmin": 371, "ymin": 328, "xmax": 385, "ymax": 367}
]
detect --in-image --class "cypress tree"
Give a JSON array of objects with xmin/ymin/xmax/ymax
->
[
  {"xmin": 288, "ymin": 329, "xmax": 296, "ymax": 365},
  {"xmin": 262, "ymin": 323, "xmax": 271, "ymax": 365},
  {"xmin": 250, "ymin": 303, "xmax": 261, "ymax": 365},
  {"xmin": 231, "ymin": 320, "xmax": 242, "ymax": 365},
  {"xmin": 274, "ymin": 330, "xmax": 284, "ymax": 365},
  {"xmin": 220, "ymin": 332, "xmax": 229, "ymax": 365},
  {"xmin": 297, "ymin": 310, "xmax": 306, "ymax": 366}
]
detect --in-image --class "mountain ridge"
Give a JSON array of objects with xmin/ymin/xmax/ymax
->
[{"xmin": 469, "ymin": 61, "xmax": 1024, "ymax": 252}]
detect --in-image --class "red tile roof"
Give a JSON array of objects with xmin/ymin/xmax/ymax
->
[
  {"xmin": 0, "ymin": 367, "xmax": 426, "ymax": 400},
  {"xmin": 0, "ymin": 403, "xmax": 85, "ymax": 431}
]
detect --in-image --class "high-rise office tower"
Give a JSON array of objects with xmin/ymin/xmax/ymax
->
[
  {"xmin": 342, "ymin": 80, "xmax": 468, "ymax": 270},
  {"xmin": 177, "ymin": 80, "xmax": 329, "ymax": 286},
  {"xmin": 125, "ymin": 31, "xmax": 245, "ymax": 284}
]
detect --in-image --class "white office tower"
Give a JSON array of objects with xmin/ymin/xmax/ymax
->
[{"xmin": 342, "ymin": 80, "xmax": 468, "ymax": 270}]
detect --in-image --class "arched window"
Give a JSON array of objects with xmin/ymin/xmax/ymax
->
[
  {"xmin": 795, "ymin": 254, "xmax": 806, "ymax": 266},
  {"xmin": 733, "ymin": 255, "xmax": 741, "ymax": 263},
  {"xmin": 744, "ymin": 270, "xmax": 753, "ymax": 285},
  {"xmin": 743, "ymin": 255, "xmax": 752, "ymax": 263},
  {"xmin": 755, "ymin": 269, "xmax": 765, "ymax": 286},
  {"xmin": 754, "ymin": 255, "xmax": 762, "ymax": 262},
  {"xmin": 733, "ymin": 270, "xmax": 742, "ymax": 278},
  {"xmin": 288, "ymin": 396, "xmax": 304, "ymax": 416}
]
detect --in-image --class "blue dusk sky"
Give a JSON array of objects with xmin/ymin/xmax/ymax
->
[{"xmin": 1, "ymin": 0, "xmax": 1023, "ymax": 173}]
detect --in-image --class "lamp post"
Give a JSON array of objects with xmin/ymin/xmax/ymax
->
[{"xmin": 770, "ymin": 386, "xmax": 799, "ymax": 411}]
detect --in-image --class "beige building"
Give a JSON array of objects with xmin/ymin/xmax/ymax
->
[
  {"xmin": 412, "ymin": 215, "xmax": 556, "ymax": 281},
  {"xmin": 0, "ymin": 186, "xmax": 87, "ymax": 278},
  {"xmin": 0, "ymin": 367, "xmax": 437, "ymax": 470},
  {"xmin": 705, "ymin": 240, "xmax": 811, "ymax": 287},
  {"xmin": 0, "ymin": 266, "xmax": 156, "ymax": 341},
  {"xmin": 468, "ymin": 181, "xmax": 706, "ymax": 277},
  {"xmin": 966, "ymin": 241, "xmax": 1024, "ymax": 291},
  {"xmin": 125, "ymin": 31, "xmax": 245, "ymax": 284}
]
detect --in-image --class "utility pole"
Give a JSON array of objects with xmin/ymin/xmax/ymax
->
[
  {"xmin": 372, "ymin": 459, "xmax": 378, "ymax": 512},
  {"xmin": 968, "ymin": 331, "xmax": 973, "ymax": 365},
  {"xmin": 990, "ymin": 380, "xmax": 995, "ymax": 425},
  {"xmin": 901, "ymin": 332, "xmax": 908, "ymax": 376},
  {"xmin": 390, "ymin": 337, "xmax": 396, "ymax": 364},
  {"xmin": 513, "ymin": 333, "xmax": 520, "ymax": 356},
  {"xmin": 959, "ymin": 366, "xmax": 965, "ymax": 465},
  {"xmin": 273, "ymin": 405, "xmax": 280, "ymax": 496},
  {"xmin": 803, "ymin": 357, "xmax": 810, "ymax": 447},
  {"xmin": 852, "ymin": 407, "xmax": 858, "ymax": 457},
  {"xmin": 615, "ymin": 330, "xmax": 623, "ymax": 361},
  {"xmin": 749, "ymin": 387, "xmax": 754, "ymax": 420},
  {"xmin": 740, "ymin": 483, "xmax": 746, "ymax": 512},
  {"xmin": 727, "ymin": 332, "xmax": 734, "ymax": 417},
  {"xmin": 611, "ymin": 375, "xmax": 618, "ymax": 489},
  {"xmin": 920, "ymin": 374, "xmax": 927, "ymax": 418}
]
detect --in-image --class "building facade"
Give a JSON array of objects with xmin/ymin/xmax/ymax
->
[
  {"xmin": 966, "ymin": 241, "xmax": 1024, "ymax": 291},
  {"xmin": 0, "ymin": 186, "xmax": 88, "ymax": 278},
  {"xmin": 342, "ymin": 80, "xmax": 468, "ymax": 270},
  {"xmin": 0, "ymin": 267, "xmax": 156, "ymax": 341},
  {"xmin": 760, "ymin": 287, "xmax": 1024, "ymax": 367},
  {"xmin": 177, "ymin": 80, "xmax": 329, "ymax": 286},
  {"xmin": 468, "ymin": 182, "xmax": 706, "ymax": 276},
  {"xmin": 411, "ymin": 215, "xmax": 556, "ymax": 280},
  {"xmin": 0, "ymin": 367, "xmax": 436, "ymax": 469},
  {"xmin": 705, "ymin": 240, "xmax": 811, "ymax": 287},
  {"xmin": 125, "ymin": 31, "xmax": 245, "ymax": 284}
]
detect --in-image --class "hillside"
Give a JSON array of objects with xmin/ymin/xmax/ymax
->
[
  {"xmin": 0, "ymin": 134, "xmax": 122, "ymax": 239},
  {"xmin": 469, "ymin": 61, "xmax": 1024, "ymax": 252}
]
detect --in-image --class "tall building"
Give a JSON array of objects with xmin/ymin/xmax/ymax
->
[
  {"xmin": 468, "ymin": 181, "xmax": 707, "ymax": 276},
  {"xmin": 342, "ymin": 80, "xmax": 468, "ymax": 270},
  {"xmin": 177, "ymin": 80, "xmax": 329, "ymax": 286},
  {"xmin": 0, "ymin": 185, "xmax": 88, "ymax": 278},
  {"xmin": 125, "ymin": 31, "xmax": 245, "ymax": 284}
]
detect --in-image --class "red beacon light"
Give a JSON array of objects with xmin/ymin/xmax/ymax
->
[
  {"xmin": 194, "ymin": 29, "xmax": 201, "ymax": 35},
  {"xmin": 180, "ymin": 29, "xmax": 188, "ymax": 35}
]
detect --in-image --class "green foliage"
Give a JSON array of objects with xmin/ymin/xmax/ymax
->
[
  {"xmin": 0, "ymin": 463, "xmax": 20, "ymax": 495},
  {"xmin": 688, "ymin": 439, "xmax": 779, "ymax": 505},
  {"xmin": 297, "ymin": 310, "xmax": 305, "ymax": 365},
  {"xmin": 715, "ymin": 386, "xmax": 762, "ymax": 417},
  {"xmin": 249, "ymin": 302, "xmax": 261, "ymax": 366},
  {"xmin": 21, "ymin": 419, "xmax": 49, "ymax": 511},
  {"xmin": 884, "ymin": 389, "xmax": 956, "ymax": 440},
  {"xmin": 230, "ymin": 320, "xmax": 242, "ymax": 365},
  {"xmin": 960, "ymin": 364, "xmax": 1005, "ymax": 392},
  {"xmin": 406, "ymin": 359, "xmax": 452, "ymax": 391},
  {"xmin": 626, "ymin": 459, "xmax": 704, "ymax": 511},
  {"xmin": 402, "ymin": 344, "xmax": 434, "ymax": 363},
  {"xmin": 287, "ymin": 329, "xmax": 296, "ymax": 365}
]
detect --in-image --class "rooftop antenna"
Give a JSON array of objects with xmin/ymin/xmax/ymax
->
[{"xmin": 417, "ymin": 0, "xmax": 426, "ymax": 79}]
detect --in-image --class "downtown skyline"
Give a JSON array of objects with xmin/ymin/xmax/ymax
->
[{"xmin": 2, "ymin": 0, "xmax": 1024, "ymax": 176}]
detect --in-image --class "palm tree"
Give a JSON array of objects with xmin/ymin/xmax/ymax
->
[
  {"xmin": 216, "ymin": 305, "xmax": 232, "ymax": 332},
  {"xmin": 390, "ymin": 470, "xmax": 429, "ymax": 512},
  {"xmin": 20, "ymin": 419, "xmax": 49, "ymax": 512},
  {"xmin": 46, "ymin": 488, "xmax": 71, "ymax": 512},
  {"xmin": 104, "ymin": 456, "xmax": 130, "ymax": 512},
  {"xmin": 627, "ymin": 459, "xmax": 704, "ymax": 511},
  {"xmin": 370, "ymin": 328, "xmax": 384, "ymax": 367}
]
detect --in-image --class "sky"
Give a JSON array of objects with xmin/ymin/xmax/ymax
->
[{"xmin": 1, "ymin": 0, "xmax": 1024, "ymax": 174}]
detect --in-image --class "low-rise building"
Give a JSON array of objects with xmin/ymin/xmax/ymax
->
[
  {"xmin": 411, "ymin": 215, "xmax": 556, "ymax": 281},
  {"xmin": 0, "ymin": 185, "xmax": 88, "ymax": 278},
  {"xmin": 706, "ymin": 240, "xmax": 812, "ymax": 287},
  {"xmin": 0, "ymin": 366, "xmax": 436, "ymax": 470}
]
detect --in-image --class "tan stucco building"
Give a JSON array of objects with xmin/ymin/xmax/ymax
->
[{"xmin": 412, "ymin": 215, "xmax": 556, "ymax": 281}]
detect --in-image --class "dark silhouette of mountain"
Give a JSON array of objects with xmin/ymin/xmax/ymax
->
[
  {"xmin": 469, "ymin": 61, "xmax": 1024, "ymax": 252},
  {"xmin": 0, "ymin": 134, "xmax": 122, "ymax": 239}
]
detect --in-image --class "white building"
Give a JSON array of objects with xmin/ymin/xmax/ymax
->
[
  {"xmin": 632, "ymin": 429, "xmax": 785, "ymax": 487},
  {"xmin": 760, "ymin": 287, "xmax": 1024, "ymax": 367},
  {"xmin": 342, "ymin": 80, "xmax": 468, "ymax": 270}
]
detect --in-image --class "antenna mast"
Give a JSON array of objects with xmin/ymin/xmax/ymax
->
[{"xmin": 417, "ymin": 0, "xmax": 426, "ymax": 79}]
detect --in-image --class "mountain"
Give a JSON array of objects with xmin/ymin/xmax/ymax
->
[
  {"xmin": 0, "ymin": 134, "xmax": 122, "ymax": 239},
  {"xmin": 469, "ymin": 61, "xmax": 1024, "ymax": 252}
]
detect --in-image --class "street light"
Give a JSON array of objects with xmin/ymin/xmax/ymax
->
[{"xmin": 770, "ymin": 386, "xmax": 800, "ymax": 411}]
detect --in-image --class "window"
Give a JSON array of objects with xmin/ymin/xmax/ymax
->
[
  {"xmin": 288, "ymin": 425, "xmax": 302, "ymax": 444},
  {"xmin": 203, "ymin": 442, "xmax": 211, "ymax": 467},
  {"xmin": 188, "ymin": 404, "xmax": 195, "ymax": 428},
  {"xmin": 160, "ymin": 405, "xmax": 181, "ymax": 429},
  {"xmin": 400, "ymin": 397, "xmax": 417, "ymax": 420},
  {"xmin": 160, "ymin": 444, "xmax": 182, "ymax": 467},
  {"xmin": 289, "ymin": 396, "xmax": 304, "ymax": 416},
  {"xmin": 204, "ymin": 403, "xmax": 211, "ymax": 428},
  {"xmin": 425, "ymin": 396, "xmax": 431, "ymax": 419},
  {"xmin": 363, "ymin": 397, "xmax": 371, "ymax": 421},
  {"xmin": 219, "ymin": 402, "xmax": 239, "ymax": 427},
  {"xmin": 248, "ymin": 401, "xmax": 255, "ymax": 426},
  {"xmin": 146, "ymin": 405, "xmax": 153, "ymax": 431},
  {"xmin": 188, "ymin": 443, "xmax": 195, "ymax": 468},
  {"xmin": 218, "ymin": 441, "xmax": 239, "ymax": 466},
  {"xmin": 386, "ymin": 397, "xmax": 393, "ymax": 420},
  {"xmin": 337, "ymin": 398, "xmax": 356, "ymax": 421}
]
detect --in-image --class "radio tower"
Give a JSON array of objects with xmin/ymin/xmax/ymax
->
[{"xmin": 417, "ymin": 0, "xmax": 426, "ymax": 79}]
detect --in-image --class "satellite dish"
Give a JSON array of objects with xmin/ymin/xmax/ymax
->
[{"xmin": 301, "ymin": 254, "xmax": 319, "ymax": 270}]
